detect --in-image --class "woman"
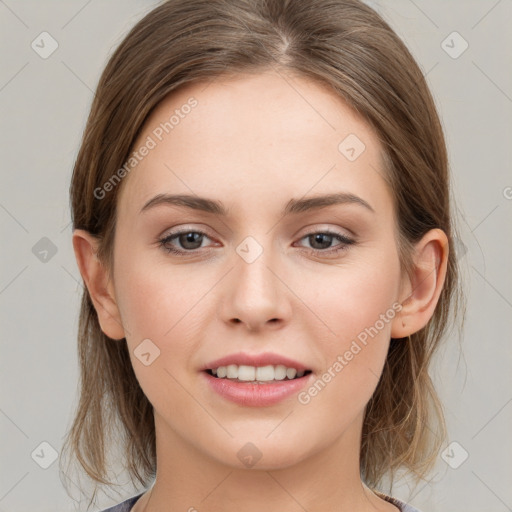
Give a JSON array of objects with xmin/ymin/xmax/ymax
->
[{"xmin": 60, "ymin": 1, "xmax": 462, "ymax": 511}]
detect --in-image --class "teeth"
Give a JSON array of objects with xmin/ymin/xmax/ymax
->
[
  {"xmin": 256, "ymin": 365, "xmax": 274, "ymax": 381},
  {"xmin": 209, "ymin": 364, "xmax": 308, "ymax": 382},
  {"xmin": 274, "ymin": 364, "xmax": 287, "ymax": 380},
  {"xmin": 237, "ymin": 365, "xmax": 255, "ymax": 381},
  {"xmin": 227, "ymin": 364, "xmax": 239, "ymax": 379},
  {"xmin": 286, "ymin": 368, "xmax": 297, "ymax": 379}
]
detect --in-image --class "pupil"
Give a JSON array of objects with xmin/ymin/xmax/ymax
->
[
  {"xmin": 181, "ymin": 232, "xmax": 202, "ymax": 249},
  {"xmin": 311, "ymin": 233, "xmax": 331, "ymax": 249}
]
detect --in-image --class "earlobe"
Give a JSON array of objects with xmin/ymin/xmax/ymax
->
[
  {"xmin": 72, "ymin": 229, "xmax": 126, "ymax": 340},
  {"xmin": 391, "ymin": 228, "xmax": 449, "ymax": 338}
]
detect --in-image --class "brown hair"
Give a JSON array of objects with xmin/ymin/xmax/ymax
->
[{"xmin": 61, "ymin": 0, "xmax": 463, "ymax": 506}]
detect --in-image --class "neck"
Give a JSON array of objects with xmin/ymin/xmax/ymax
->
[{"xmin": 134, "ymin": 410, "xmax": 394, "ymax": 512}]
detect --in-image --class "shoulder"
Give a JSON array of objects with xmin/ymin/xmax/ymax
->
[
  {"xmin": 98, "ymin": 491, "xmax": 424, "ymax": 512},
  {"xmin": 376, "ymin": 491, "xmax": 424, "ymax": 512},
  {"xmin": 391, "ymin": 497, "xmax": 423, "ymax": 512},
  {"xmin": 98, "ymin": 493, "xmax": 144, "ymax": 512}
]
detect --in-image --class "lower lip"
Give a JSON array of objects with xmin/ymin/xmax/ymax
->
[{"xmin": 202, "ymin": 371, "xmax": 313, "ymax": 407}]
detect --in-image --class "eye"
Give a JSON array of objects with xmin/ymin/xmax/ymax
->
[
  {"xmin": 158, "ymin": 229, "xmax": 356, "ymax": 257},
  {"xmin": 295, "ymin": 231, "xmax": 355, "ymax": 256},
  {"xmin": 159, "ymin": 229, "xmax": 213, "ymax": 255}
]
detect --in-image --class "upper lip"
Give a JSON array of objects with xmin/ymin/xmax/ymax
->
[{"xmin": 202, "ymin": 352, "xmax": 311, "ymax": 372}]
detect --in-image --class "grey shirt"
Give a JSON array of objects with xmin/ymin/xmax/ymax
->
[{"xmin": 99, "ymin": 492, "xmax": 423, "ymax": 512}]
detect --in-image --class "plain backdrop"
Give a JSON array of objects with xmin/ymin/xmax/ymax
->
[{"xmin": 1, "ymin": 1, "xmax": 511, "ymax": 511}]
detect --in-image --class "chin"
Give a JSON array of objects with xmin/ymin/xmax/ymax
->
[{"xmin": 207, "ymin": 437, "xmax": 313, "ymax": 471}]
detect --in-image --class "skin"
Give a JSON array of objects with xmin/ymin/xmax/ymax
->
[{"xmin": 73, "ymin": 70, "xmax": 448, "ymax": 512}]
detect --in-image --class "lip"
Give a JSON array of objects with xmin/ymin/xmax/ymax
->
[
  {"xmin": 202, "ymin": 351, "xmax": 311, "ymax": 372},
  {"xmin": 202, "ymin": 370, "xmax": 314, "ymax": 407}
]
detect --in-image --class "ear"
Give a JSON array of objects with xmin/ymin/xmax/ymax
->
[
  {"xmin": 391, "ymin": 228, "xmax": 449, "ymax": 338},
  {"xmin": 72, "ymin": 229, "xmax": 126, "ymax": 340}
]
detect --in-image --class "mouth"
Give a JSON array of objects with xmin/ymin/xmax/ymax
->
[{"xmin": 204, "ymin": 364, "xmax": 313, "ymax": 384}]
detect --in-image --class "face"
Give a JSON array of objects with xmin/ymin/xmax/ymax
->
[{"xmin": 109, "ymin": 70, "xmax": 405, "ymax": 470}]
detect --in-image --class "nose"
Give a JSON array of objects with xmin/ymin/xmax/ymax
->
[{"xmin": 219, "ymin": 245, "xmax": 292, "ymax": 332}]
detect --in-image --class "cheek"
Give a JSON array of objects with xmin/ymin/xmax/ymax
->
[
  {"xmin": 113, "ymin": 255, "xmax": 213, "ymax": 414},
  {"xmin": 335, "ymin": 263, "xmax": 400, "ymax": 342},
  {"xmin": 114, "ymin": 245, "xmax": 205, "ymax": 334},
  {"xmin": 297, "ymin": 248, "xmax": 401, "ymax": 343},
  {"xmin": 294, "ymin": 250, "xmax": 401, "ymax": 407},
  {"xmin": 113, "ymin": 249, "xmax": 213, "ymax": 375}
]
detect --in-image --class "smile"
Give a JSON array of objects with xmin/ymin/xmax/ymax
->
[
  {"xmin": 207, "ymin": 364, "xmax": 312, "ymax": 383},
  {"xmin": 202, "ymin": 366, "xmax": 314, "ymax": 407}
]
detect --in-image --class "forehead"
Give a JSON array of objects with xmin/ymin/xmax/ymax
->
[{"xmin": 118, "ymin": 70, "xmax": 391, "ymax": 219}]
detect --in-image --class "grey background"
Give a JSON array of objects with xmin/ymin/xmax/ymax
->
[{"xmin": 1, "ymin": 1, "xmax": 511, "ymax": 511}]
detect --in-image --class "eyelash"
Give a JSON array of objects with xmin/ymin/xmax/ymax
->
[{"xmin": 158, "ymin": 229, "xmax": 355, "ymax": 257}]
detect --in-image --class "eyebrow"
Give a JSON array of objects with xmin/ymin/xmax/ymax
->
[{"xmin": 140, "ymin": 192, "xmax": 375, "ymax": 216}]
